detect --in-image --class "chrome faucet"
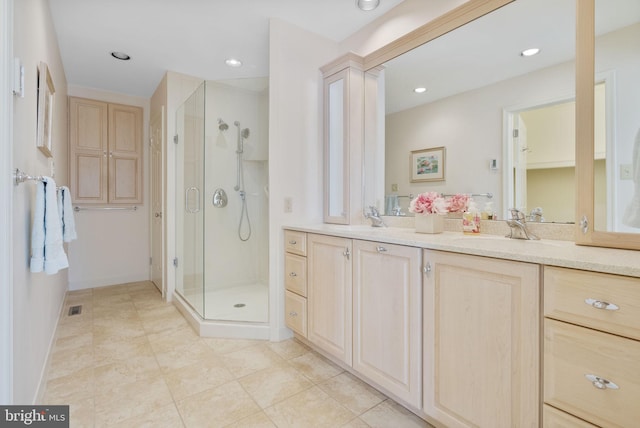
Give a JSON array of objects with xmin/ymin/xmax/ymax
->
[
  {"xmin": 528, "ymin": 207, "xmax": 544, "ymax": 222},
  {"xmin": 365, "ymin": 206, "xmax": 386, "ymax": 227},
  {"xmin": 505, "ymin": 208, "xmax": 539, "ymax": 240}
]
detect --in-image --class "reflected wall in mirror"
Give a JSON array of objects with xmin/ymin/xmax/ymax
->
[
  {"xmin": 593, "ymin": 0, "xmax": 640, "ymax": 233},
  {"xmin": 369, "ymin": 0, "xmax": 577, "ymax": 219}
]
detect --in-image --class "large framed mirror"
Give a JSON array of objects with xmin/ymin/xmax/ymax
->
[{"xmin": 362, "ymin": 0, "xmax": 640, "ymax": 250}]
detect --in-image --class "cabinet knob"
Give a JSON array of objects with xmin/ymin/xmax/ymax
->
[
  {"xmin": 343, "ymin": 247, "xmax": 350, "ymax": 260},
  {"xmin": 154, "ymin": 212, "xmax": 162, "ymax": 218},
  {"xmin": 376, "ymin": 246, "xmax": 387, "ymax": 253},
  {"xmin": 289, "ymin": 311, "xmax": 298, "ymax": 317},
  {"xmin": 585, "ymin": 298, "xmax": 619, "ymax": 311},
  {"xmin": 585, "ymin": 374, "xmax": 619, "ymax": 390},
  {"xmin": 289, "ymin": 272, "xmax": 297, "ymax": 277},
  {"xmin": 422, "ymin": 262, "xmax": 432, "ymax": 275},
  {"xmin": 289, "ymin": 240, "xmax": 297, "ymax": 245}
]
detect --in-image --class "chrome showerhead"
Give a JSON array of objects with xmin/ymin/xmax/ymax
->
[
  {"xmin": 218, "ymin": 119, "xmax": 229, "ymax": 131},
  {"xmin": 241, "ymin": 128, "xmax": 250, "ymax": 139}
]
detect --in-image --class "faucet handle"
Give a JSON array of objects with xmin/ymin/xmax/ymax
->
[
  {"xmin": 509, "ymin": 208, "xmax": 526, "ymax": 221},
  {"xmin": 368, "ymin": 206, "xmax": 380, "ymax": 216}
]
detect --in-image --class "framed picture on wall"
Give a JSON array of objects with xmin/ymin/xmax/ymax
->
[
  {"xmin": 36, "ymin": 61, "xmax": 55, "ymax": 158},
  {"xmin": 410, "ymin": 146, "xmax": 445, "ymax": 182}
]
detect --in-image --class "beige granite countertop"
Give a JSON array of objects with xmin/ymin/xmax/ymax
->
[{"xmin": 283, "ymin": 223, "xmax": 640, "ymax": 278}]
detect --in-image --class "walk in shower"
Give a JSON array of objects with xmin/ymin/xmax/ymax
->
[{"xmin": 175, "ymin": 78, "xmax": 269, "ymax": 332}]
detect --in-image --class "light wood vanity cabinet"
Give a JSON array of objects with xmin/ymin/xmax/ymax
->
[
  {"xmin": 544, "ymin": 266, "xmax": 640, "ymax": 427},
  {"xmin": 69, "ymin": 96, "xmax": 143, "ymax": 205},
  {"xmin": 307, "ymin": 233, "xmax": 353, "ymax": 365},
  {"xmin": 287, "ymin": 231, "xmax": 423, "ymax": 408},
  {"xmin": 422, "ymin": 250, "xmax": 540, "ymax": 428},
  {"xmin": 352, "ymin": 240, "xmax": 422, "ymax": 408},
  {"xmin": 283, "ymin": 230, "xmax": 308, "ymax": 337}
]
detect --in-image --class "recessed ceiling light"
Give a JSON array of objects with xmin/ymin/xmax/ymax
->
[
  {"xmin": 356, "ymin": 0, "xmax": 380, "ymax": 11},
  {"xmin": 414, "ymin": 87, "xmax": 427, "ymax": 94},
  {"xmin": 520, "ymin": 48, "xmax": 541, "ymax": 57},
  {"xmin": 225, "ymin": 58, "xmax": 243, "ymax": 67},
  {"xmin": 110, "ymin": 51, "xmax": 131, "ymax": 61}
]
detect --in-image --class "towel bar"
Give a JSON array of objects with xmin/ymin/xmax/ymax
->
[
  {"xmin": 13, "ymin": 168, "xmax": 45, "ymax": 185},
  {"xmin": 73, "ymin": 206, "xmax": 137, "ymax": 212},
  {"xmin": 441, "ymin": 192, "xmax": 493, "ymax": 199}
]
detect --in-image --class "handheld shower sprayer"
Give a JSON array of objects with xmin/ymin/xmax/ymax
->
[{"xmin": 233, "ymin": 120, "xmax": 252, "ymax": 241}]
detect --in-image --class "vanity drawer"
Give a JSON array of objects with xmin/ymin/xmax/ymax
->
[
  {"xmin": 544, "ymin": 266, "xmax": 640, "ymax": 340},
  {"xmin": 543, "ymin": 405, "xmax": 598, "ymax": 427},
  {"xmin": 285, "ymin": 291, "xmax": 307, "ymax": 337},
  {"xmin": 285, "ymin": 253, "xmax": 307, "ymax": 297},
  {"xmin": 284, "ymin": 230, "xmax": 307, "ymax": 256},
  {"xmin": 544, "ymin": 319, "xmax": 640, "ymax": 427}
]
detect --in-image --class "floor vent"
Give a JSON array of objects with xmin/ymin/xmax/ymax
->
[
  {"xmin": 233, "ymin": 303, "xmax": 246, "ymax": 308},
  {"xmin": 68, "ymin": 305, "xmax": 82, "ymax": 316}
]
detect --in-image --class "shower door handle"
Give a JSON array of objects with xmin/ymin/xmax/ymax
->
[{"xmin": 185, "ymin": 187, "xmax": 200, "ymax": 213}]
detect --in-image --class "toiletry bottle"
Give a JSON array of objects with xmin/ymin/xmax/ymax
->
[
  {"xmin": 482, "ymin": 201, "xmax": 494, "ymax": 220},
  {"xmin": 462, "ymin": 200, "xmax": 481, "ymax": 234}
]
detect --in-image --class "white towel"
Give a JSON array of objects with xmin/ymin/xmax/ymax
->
[
  {"xmin": 623, "ymin": 129, "xmax": 640, "ymax": 228},
  {"xmin": 30, "ymin": 177, "xmax": 69, "ymax": 274},
  {"xmin": 57, "ymin": 186, "xmax": 77, "ymax": 242}
]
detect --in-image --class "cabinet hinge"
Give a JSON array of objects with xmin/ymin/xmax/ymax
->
[
  {"xmin": 173, "ymin": 257, "xmax": 178, "ymax": 267},
  {"xmin": 149, "ymin": 257, "xmax": 152, "ymax": 266},
  {"xmin": 513, "ymin": 129, "xmax": 519, "ymax": 138},
  {"xmin": 173, "ymin": 134, "xmax": 179, "ymax": 144}
]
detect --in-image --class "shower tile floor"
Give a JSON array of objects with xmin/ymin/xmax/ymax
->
[
  {"xmin": 182, "ymin": 283, "xmax": 269, "ymax": 323},
  {"xmin": 42, "ymin": 281, "xmax": 431, "ymax": 427}
]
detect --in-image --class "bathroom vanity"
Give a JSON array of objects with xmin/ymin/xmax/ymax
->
[{"xmin": 283, "ymin": 225, "xmax": 640, "ymax": 427}]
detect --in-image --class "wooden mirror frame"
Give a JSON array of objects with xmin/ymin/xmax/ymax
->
[{"xmin": 575, "ymin": 0, "xmax": 640, "ymax": 250}]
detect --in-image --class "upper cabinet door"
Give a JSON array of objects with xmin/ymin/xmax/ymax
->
[
  {"xmin": 69, "ymin": 97, "xmax": 109, "ymax": 204},
  {"xmin": 321, "ymin": 53, "xmax": 365, "ymax": 225},
  {"xmin": 69, "ymin": 97, "xmax": 143, "ymax": 205},
  {"xmin": 108, "ymin": 103, "xmax": 143, "ymax": 204}
]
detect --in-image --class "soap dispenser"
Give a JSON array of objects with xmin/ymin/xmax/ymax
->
[{"xmin": 462, "ymin": 200, "xmax": 481, "ymax": 234}]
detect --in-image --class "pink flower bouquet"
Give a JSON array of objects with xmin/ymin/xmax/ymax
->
[
  {"xmin": 409, "ymin": 192, "xmax": 448, "ymax": 215},
  {"xmin": 447, "ymin": 193, "xmax": 470, "ymax": 213}
]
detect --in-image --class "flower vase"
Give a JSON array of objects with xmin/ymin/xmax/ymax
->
[{"xmin": 414, "ymin": 213, "xmax": 444, "ymax": 234}]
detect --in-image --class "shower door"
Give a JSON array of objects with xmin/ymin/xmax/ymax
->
[{"xmin": 175, "ymin": 82, "xmax": 206, "ymax": 316}]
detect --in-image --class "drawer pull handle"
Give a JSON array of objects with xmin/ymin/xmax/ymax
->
[
  {"xmin": 289, "ymin": 240, "xmax": 297, "ymax": 245},
  {"xmin": 376, "ymin": 246, "xmax": 387, "ymax": 253},
  {"xmin": 585, "ymin": 298, "xmax": 619, "ymax": 311},
  {"xmin": 585, "ymin": 374, "xmax": 619, "ymax": 390},
  {"xmin": 289, "ymin": 311, "xmax": 298, "ymax": 317},
  {"xmin": 289, "ymin": 272, "xmax": 297, "ymax": 277}
]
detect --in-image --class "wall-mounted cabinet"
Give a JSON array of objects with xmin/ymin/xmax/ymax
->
[
  {"xmin": 69, "ymin": 96, "xmax": 143, "ymax": 205},
  {"xmin": 321, "ymin": 54, "xmax": 365, "ymax": 225}
]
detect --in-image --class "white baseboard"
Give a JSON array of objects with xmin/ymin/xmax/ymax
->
[{"xmin": 68, "ymin": 273, "xmax": 150, "ymax": 290}]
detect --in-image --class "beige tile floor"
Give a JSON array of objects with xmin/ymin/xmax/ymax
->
[{"xmin": 42, "ymin": 281, "xmax": 431, "ymax": 428}]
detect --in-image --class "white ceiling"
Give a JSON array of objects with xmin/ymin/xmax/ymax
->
[
  {"xmin": 384, "ymin": 0, "xmax": 640, "ymax": 114},
  {"xmin": 48, "ymin": 0, "xmax": 405, "ymax": 97}
]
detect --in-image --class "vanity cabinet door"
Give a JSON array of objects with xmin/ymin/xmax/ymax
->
[
  {"xmin": 307, "ymin": 234, "xmax": 353, "ymax": 365},
  {"xmin": 422, "ymin": 250, "xmax": 540, "ymax": 428},
  {"xmin": 352, "ymin": 240, "xmax": 422, "ymax": 408}
]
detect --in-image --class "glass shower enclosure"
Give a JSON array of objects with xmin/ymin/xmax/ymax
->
[{"xmin": 175, "ymin": 78, "xmax": 269, "ymax": 324}]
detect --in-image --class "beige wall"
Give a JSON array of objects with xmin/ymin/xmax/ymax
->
[
  {"xmin": 66, "ymin": 86, "xmax": 151, "ymax": 290},
  {"xmin": 268, "ymin": 18, "xmax": 342, "ymax": 339},
  {"xmin": 12, "ymin": 0, "xmax": 68, "ymax": 404}
]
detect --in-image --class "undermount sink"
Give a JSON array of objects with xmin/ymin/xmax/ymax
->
[{"xmin": 452, "ymin": 234, "xmax": 568, "ymax": 248}]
